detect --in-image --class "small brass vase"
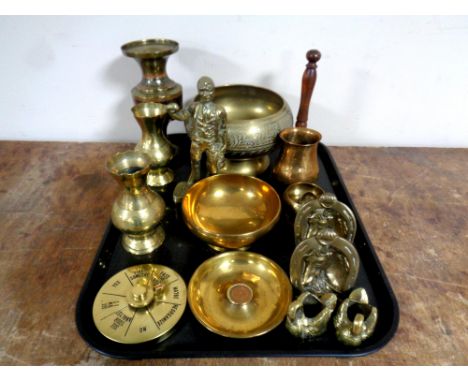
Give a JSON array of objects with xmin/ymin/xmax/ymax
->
[
  {"xmin": 132, "ymin": 102, "xmax": 177, "ymax": 188},
  {"xmin": 121, "ymin": 38, "xmax": 182, "ymax": 107},
  {"xmin": 106, "ymin": 150, "xmax": 166, "ymax": 255},
  {"xmin": 273, "ymin": 127, "xmax": 322, "ymax": 184}
]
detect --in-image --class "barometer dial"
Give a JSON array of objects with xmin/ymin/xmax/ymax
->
[{"xmin": 92, "ymin": 264, "xmax": 186, "ymax": 344}]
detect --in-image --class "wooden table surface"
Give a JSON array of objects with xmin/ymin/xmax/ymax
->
[{"xmin": 0, "ymin": 141, "xmax": 466, "ymax": 366}]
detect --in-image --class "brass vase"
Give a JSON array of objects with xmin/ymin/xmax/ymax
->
[
  {"xmin": 121, "ymin": 38, "xmax": 183, "ymax": 107},
  {"xmin": 132, "ymin": 102, "xmax": 177, "ymax": 188},
  {"xmin": 106, "ymin": 150, "xmax": 166, "ymax": 255},
  {"xmin": 272, "ymin": 127, "xmax": 322, "ymax": 184}
]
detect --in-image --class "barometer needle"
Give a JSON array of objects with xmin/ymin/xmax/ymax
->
[
  {"xmin": 100, "ymin": 305, "xmax": 128, "ymax": 321},
  {"xmin": 124, "ymin": 272, "xmax": 134, "ymax": 286},
  {"xmin": 124, "ymin": 309, "xmax": 137, "ymax": 337},
  {"xmin": 102, "ymin": 292, "xmax": 126, "ymax": 298},
  {"xmin": 146, "ymin": 307, "xmax": 160, "ymax": 331}
]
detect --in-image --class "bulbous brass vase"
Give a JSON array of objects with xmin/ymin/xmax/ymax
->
[
  {"xmin": 106, "ymin": 150, "xmax": 166, "ymax": 255},
  {"xmin": 132, "ymin": 102, "xmax": 178, "ymax": 188}
]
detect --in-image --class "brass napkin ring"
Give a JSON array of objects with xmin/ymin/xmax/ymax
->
[
  {"xmin": 334, "ymin": 288, "xmax": 378, "ymax": 346},
  {"xmin": 286, "ymin": 292, "xmax": 337, "ymax": 339}
]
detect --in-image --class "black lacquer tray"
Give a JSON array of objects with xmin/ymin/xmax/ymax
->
[{"xmin": 76, "ymin": 134, "xmax": 399, "ymax": 359}]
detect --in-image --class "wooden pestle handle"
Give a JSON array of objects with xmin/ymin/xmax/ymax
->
[{"xmin": 295, "ymin": 49, "xmax": 321, "ymax": 128}]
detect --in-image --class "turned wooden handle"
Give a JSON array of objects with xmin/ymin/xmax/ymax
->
[{"xmin": 295, "ymin": 49, "xmax": 321, "ymax": 128}]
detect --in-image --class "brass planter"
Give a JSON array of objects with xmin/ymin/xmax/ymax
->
[
  {"xmin": 188, "ymin": 251, "xmax": 292, "ymax": 338},
  {"xmin": 210, "ymin": 85, "xmax": 293, "ymax": 176}
]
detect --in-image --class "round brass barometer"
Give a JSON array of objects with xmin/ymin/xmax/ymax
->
[{"xmin": 92, "ymin": 264, "xmax": 186, "ymax": 344}]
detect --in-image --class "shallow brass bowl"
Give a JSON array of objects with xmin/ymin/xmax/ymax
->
[
  {"xmin": 212, "ymin": 85, "xmax": 293, "ymax": 158},
  {"xmin": 182, "ymin": 174, "xmax": 281, "ymax": 250},
  {"xmin": 283, "ymin": 182, "xmax": 325, "ymax": 213},
  {"xmin": 188, "ymin": 251, "xmax": 292, "ymax": 338}
]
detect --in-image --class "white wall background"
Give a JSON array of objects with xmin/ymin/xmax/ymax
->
[{"xmin": 0, "ymin": 15, "xmax": 467, "ymax": 147}]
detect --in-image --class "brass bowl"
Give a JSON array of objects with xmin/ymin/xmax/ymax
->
[
  {"xmin": 188, "ymin": 251, "xmax": 292, "ymax": 338},
  {"xmin": 182, "ymin": 174, "xmax": 281, "ymax": 250},
  {"xmin": 213, "ymin": 85, "xmax": 293, "ymax": 158},
  {"xmin": 283, "ymin": 182, "xmax": 325, "ymax": 213}
]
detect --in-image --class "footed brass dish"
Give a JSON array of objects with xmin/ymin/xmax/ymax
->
[
  {"xmin": 188, "ymin": 251, "xmax": 292, "ymax": 338},
  {"xmin": 182, "ymin": 174, "xmax": 281, "ymax": 250},
  {"xmin": 283, "ymin": 182, "xmax": 325, "ymax": 214}
]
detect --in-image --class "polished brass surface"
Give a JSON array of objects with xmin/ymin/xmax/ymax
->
[
  {"xmin": 132, "ymin": 102, "xmax": 178, "ymax": 188},
  {"xmin": 188, "ymin": 251, "xmax": 292, "ymax": 338},
  {"xmin": 290, "ymin": 229, "xmax": 360, "ymax": 294},
  {"xmin": 170, "ymin": 77, "xmax": 227, "ymax": 199},
  {"xmin": 182, "ymin": 174, "xmax": 281, "ymax": 250},
  {"xmin": 219, "ymin": 155, "xmax": 270, "ymax": 177},
  {"xmin": 92, "ymin": 264, "xmax": 186, "ymax": 344},
  {"xmin": 208, "ymin": 84, "xmax": 293, "ymax": 175},
  {"xmin": 334, "ymin": 288, "xmax": 378, "ymax": 346},
  {"xmin": 286, "ymin": 292, "xmax": 337, "ymax": 339},
  {"xmin": 172, "ymin": 181, "xmax": 190, "ymax": 204},
  {"xmin": 146, "ymin": 167, "xmax": 174, "ymax": 190},
  {"xmin": 106, "ymin": 150, "xmax": 166, "ymax": 255},
  {"xmin": 294, "ymin": 193, "xmax": 357, "ymax": 244},
  {"xmin": 283, "ymin": 182, "xmax": 325, "ymax": 214},
  {"xmin": 121, "ymin": 38, "xmax": 182, "ymax": 106},
  {"xmin": 273, "ymin": 127, "xmax": 322, "ymax": 184}
]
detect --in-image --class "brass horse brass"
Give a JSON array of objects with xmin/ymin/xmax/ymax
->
[
  {"xmin": 294, "ymin": 193, "xmax": 357, "ymax": 244},
  {"xmin": 290, "ymin": 229, "xmax": 360, "ymax": 294}
]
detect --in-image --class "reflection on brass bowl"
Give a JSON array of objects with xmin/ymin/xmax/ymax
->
[
  {"xmin": 182, "ymin": 174, "xmax": 281, "ymax": 250},
  {"xmin": 188, "ymin": 251, "xmax": 292, "ymax": 338},
  {"xmin": 210, "ymin": 85, "xmax": 293, "ymax": 175},
  {"xmin": 283, "ymin": 182, "xmax": 325, "ymax": 213}
]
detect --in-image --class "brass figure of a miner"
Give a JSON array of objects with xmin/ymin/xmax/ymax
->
[{"xmin": 169, "ymin": 76, "xmax": 227, "ymax": 202}]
